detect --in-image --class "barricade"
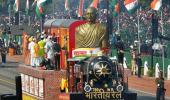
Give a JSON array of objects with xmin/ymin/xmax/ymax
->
[
  {"xmin": 144, "ymin": 61, "xmax": 148, "ymax": 76},
  {"xmin": 155, "ymin": 63, "xmax": 160, "ymax": 78},
  {"xmin": 167, "ymin": 65, "xmax": 170, "ymax": 80}
]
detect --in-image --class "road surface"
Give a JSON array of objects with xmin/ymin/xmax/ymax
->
[{"xmin": 1, "ymin": 64, "xmax": 168, "ymax": 100}]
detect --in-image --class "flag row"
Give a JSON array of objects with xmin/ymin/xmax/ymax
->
[
  {"xmin": 65, "ymin": 0, "xmax": 162, "ymax": 17},
  {"xmin": 10, "ymin": 0, "xmax": 163, "ymax": 18}
]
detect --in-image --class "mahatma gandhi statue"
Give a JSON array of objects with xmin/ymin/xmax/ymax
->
[{"xmin": 75, "ymin": 7, "xmax": 108, "ymax": 49}]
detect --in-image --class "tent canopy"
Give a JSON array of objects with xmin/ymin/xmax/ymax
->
[{"xmin": 44, "ymin": 19, "xmax": 77, "ymax": 28}]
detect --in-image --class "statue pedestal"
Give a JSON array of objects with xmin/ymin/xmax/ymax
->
[{"xmin": 17, "ymin": 66, "xmax": 66, "ymax": 100}]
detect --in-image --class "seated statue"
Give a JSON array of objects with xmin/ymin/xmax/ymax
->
[{"xmin": 75, "ymin": 7, "xmax": 108, "ymax": 49}]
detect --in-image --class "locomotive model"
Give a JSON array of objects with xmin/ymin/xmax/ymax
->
[
  {"xmin": 84, "ymin": 56, "xmax": 124, "ymax": 91},
  {"xmin": 68, "ymin": 48, "xmax": 125, "ymax": 100}
]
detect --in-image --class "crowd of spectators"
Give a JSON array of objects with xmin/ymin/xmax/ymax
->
[
  {"xmin": 110, "ymin": 5, "xmax": 170, "ymax": 55},
  {"xmin": 1, "ymin": 4, "xmax": 170, "ymax": 57},
  {"xmin": 42, "ymin": 5, "xmax": 170, "ymax": 55}
]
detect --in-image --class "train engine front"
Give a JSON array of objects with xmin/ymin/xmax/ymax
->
[
  {"xmin": 84, "ymin": 56, "xmax": 124, "ymax": 93},
  {"xmin": 83, "ymin": 56, "xmax": 124, "ymax": 100},
  {"xmin": 68, "ymin": 48, "xmax": 125, "ymax": 100}
]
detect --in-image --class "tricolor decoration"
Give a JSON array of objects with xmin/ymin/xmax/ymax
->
[
  {"xmin": 150, "ymin": 0, "xmax": 162, "ymax": 11},
  {"xmin": 65, "ymin": 0, "xmax": 69, "ymax": 11},
  {"xmin": 90, "ymin": 0, "xmax": 99, "ymax": 9},
  {"xmin": 36, "ymin": 0, "xmax": 47, "ymax": 17},
  {"xmin": 78, "ymin": 0, "xmax": 84, "ymax": 17},
  {"xmin": 13, "ymin": 0, "xmax": 19, "ymax": 12},
  {"xmin": 124, "ymin": 0, "xmax": 138, "ymax": 14},
  {"xmin": 111, "ymin": 0, "xmax": 120, "ymax": 17}
]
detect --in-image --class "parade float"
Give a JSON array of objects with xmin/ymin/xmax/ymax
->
[{"xmin": 18, "ymin": 19, "xmax": 137, "ymax": 100}]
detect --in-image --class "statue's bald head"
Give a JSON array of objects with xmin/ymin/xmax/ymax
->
[
  {"xmin": 85, "ymin": 7, "xmax": 97, "ymax": 23},
  {"xmin": 86, "ymin": 7, "xmax": 97, "ymax": 15}
]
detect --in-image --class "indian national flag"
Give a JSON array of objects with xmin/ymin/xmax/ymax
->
[
  {"xmin": 150, "ymin": 0, "xmax": 162, "ymax": 11},
  {"xmin": 36, "ymin": 0, "xmax": 47, "ymax": 17},
  {"xmin": 32, "ymin": 0, "xmax": 37, "ymax": 6},
  {"xmin": 114, "ymin": 3, "xmax": 120, "ymax": 16},
  {"xmin": 90, "ymin": 0, "xmax": 99, "ymax": 9},
  {"xmin": 124, "ymin": 0, "xmax": 138, "ymax": 14},
  {"xmin": 78, "ymin": 0, "xmax": 84, "ymax": 17},
  {"xmin": 13, "ymin": 0, "xmax": 19, "ymax": 12},
  {"xmin": 114, "ymin": 3, "xmax": 120, "ymax": 13},
  {"xmin": 65, "ymin": 0, "xmax": 69, "ymax": 11},
  {"xmin": 111, "ymin": 0, "xmax": 121, "ymax": 17}
]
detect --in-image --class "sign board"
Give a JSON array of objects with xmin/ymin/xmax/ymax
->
[
  {"xmin": 21, "ymin": 73, "xmax": 44, "ymax": 99},
  {"xmin": 30, "ymin": 76, "xmax": 34, "ymax": 94},
  {"xmin": 72, "ymin": 48, "xmax": 101, "ymax": 57},
  {"xmin": 21, "ymin": 73, "xmax": 25, "ymax": 91},
  {"xmin": 39, "ymin": 79, "xmax": 44, "ymax": 98},
  {"xmin": 34, "ymin": 78, "xmax": 39, "ymax": 96},
  {"xmin": 25, "ymin": 75, "xmax": 30, "ymax": 93},
  {"xmin": 84, "ymin": 87, "xmax": 123, "ymax": 100}
]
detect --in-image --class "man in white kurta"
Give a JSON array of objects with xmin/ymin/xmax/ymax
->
[
  {"xmin": 28, "ymin": 38, "xmax": 35, "ymax": 67},
  {"xmin": 44, "ymin": 36, "xmax": 54, "ymax": 69}
]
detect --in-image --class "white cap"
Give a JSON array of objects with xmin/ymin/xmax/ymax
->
[
  {"xmin": 40, "ymin": 35, "xmax": 44, "ymax": 38},
  {"xmin": 47, "ymin": 35, "xmax": 52, "ymax": 40}
]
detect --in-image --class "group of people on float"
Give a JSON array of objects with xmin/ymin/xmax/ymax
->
[{"xmin": 27, "ymin": 33, "xmax": 61, "ymax": 70}]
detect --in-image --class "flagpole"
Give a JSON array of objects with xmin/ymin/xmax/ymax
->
[
  {"xmin": 40, "ymin": 17, "xmax": 43, "ymax": 33},
  {"xmin": 9, "ymin": 4, "xmax": 11, "ymax": 26},
  {"xmin": 106, "ymin": 0, "xmax": 109, "ymax": 33},
  {"xmin": 161, "ymin": 9, "xmax": 164, "ymax": 36},
  {"xmin": 28, "ymin": 16, "xmax": 31, "ymax": 26},
  {"xmin": 8, "ymin": 4, "xmax": 11, "ymax": 42},
  {"xmin": 118, "ymin": 13, "xmax": 120, "ymax": 31},
  {"xmin": 26, "ymin": 0, "xmax": 30, "ymax": 26},
  {"xmin": 137, "ymin": 8, "xmax": 140, "ymax": 54},
  {"xmin": 53, "ymin": 2, "xmax": 55, "ymax": 19},
  {"xmin": 161, "ymin": 8, "xmax": 165, "ymax": 77},
  {"xmin": 19, "ymin": 11, "xmax": 21, "ymax": 26}
]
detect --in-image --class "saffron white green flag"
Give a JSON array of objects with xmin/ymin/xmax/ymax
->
[
  {"xmin": 13, "ymin": 0, "xmax": 19, "ymax": 12},
  {"xmin": 124, "ymin": 0, "xmax": 138, "ymax": 14},
  {"xmin": 78, "ymin": 0, "xmax": 84, "ymax": 17},
  {"xmin": 65, "ymin": 0, "xmax": 69, "ymax": 11},
  {"xmin": 90, "ymin": 0, "xmax": 99, "ymax": 9},
  {"xmin": 111, "ymin": 0, "xmax": 120, "ymax": 17},
  {"xmin": 36, "ymin": 0, "xmax": 47, "ymax": 17},
  {"xmin": 150, "ymin": 0, "xmax": 162, "ymax": 11},
  {"xmin": 32, "ymin": 0, "xmax": 37, "ymax": 6}
]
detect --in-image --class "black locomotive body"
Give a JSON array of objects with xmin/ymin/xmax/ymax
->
[{"xmin": 71, "ymin": 56, "xmax": 125, "ymax": 100}]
